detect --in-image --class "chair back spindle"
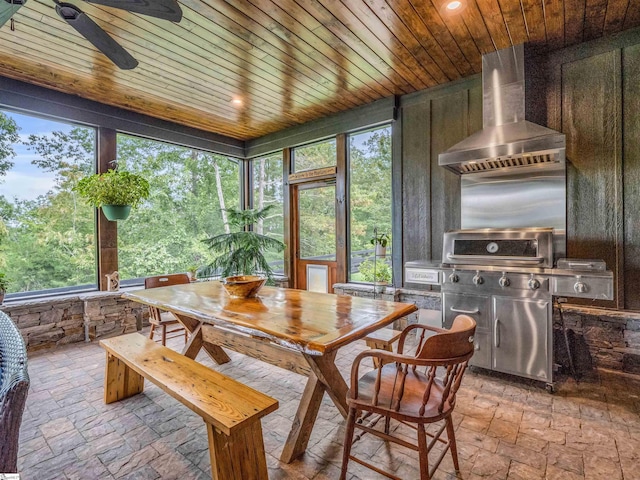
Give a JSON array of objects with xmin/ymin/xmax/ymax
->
[{"xmin": 144, "ymin": 273, "xmax": 190, "ymax": 346}]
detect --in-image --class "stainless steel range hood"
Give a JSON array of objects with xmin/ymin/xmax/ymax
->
[{"xmin": 439, "ymin": 44, "xmax": 565, "ymax": 175}]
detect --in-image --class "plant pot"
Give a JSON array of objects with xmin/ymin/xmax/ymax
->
[
  {"xmin": 373, "ymin": 281, "xmax": 387, "ymax": 294},
  {"xmin": 187, "ymin": 272, "xmax": 198, "ymax": 283},
  {"xmin": 101, "ymin": 205, "xmax": 132, "ymax": 221},
  {"xmin": 375, "ymin": 244, "xmax": 387, "ymax": 257}
]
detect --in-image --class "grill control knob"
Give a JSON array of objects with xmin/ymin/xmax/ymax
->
[
  {"xmin": 528, "ymin": 275, "xmax": 541, "ymax": 290},
  {"xmin": 574, "ymin": 281, "xmax": 588, "ymax": 294},
  {"xmin": 449, "ymin": 272, "xmax": 459, "ymax": 283},
  {"xmin": 499, "ymin": 274, "xmax": 510, "ymax": 288},
  {"xmin": 472, "ymin": 271, "xmax": 484, "ymax": 286}
]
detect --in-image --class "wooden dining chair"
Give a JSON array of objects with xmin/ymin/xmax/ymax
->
[
  {"xmin": 340, "ymin": 314, "xmax": 476, "ymax": 480},
  {"xmin": 144, "ymin": 273, "xmax": 190, "ymax": 346}
]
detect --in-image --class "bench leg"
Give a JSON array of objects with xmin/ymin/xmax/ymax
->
[
  {"xmin": 206, "ymin": 421, "xmax": 268, "ymax": 480},
  {"xmin": 104, "ymin": 352, "xmax": 144, "ymax": 404},
  {"xmin": 365, "ymin": 339, "xmax": 393, "ymax": 368}
]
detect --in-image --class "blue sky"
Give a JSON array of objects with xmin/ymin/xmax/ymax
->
[{"xmin": 1, "ymin": 110, "xmax": 74, "ymax": 201}]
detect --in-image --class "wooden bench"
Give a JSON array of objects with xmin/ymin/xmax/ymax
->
[
  {"xmin": 100, "ymin": 333, "xmax": 279, "ymax": 480},
  {"xmin": 363, "ymin": 328, "xmax": 403, "ymax": 368}
]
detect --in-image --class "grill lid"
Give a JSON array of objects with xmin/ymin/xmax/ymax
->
[{"xmin": 442, "ymin": 228, "xmax": 555, "ymax": 269}]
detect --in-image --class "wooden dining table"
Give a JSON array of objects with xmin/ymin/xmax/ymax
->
[{"xmin": 123, "ymin": 281, "xmax": 417, "ymax": 463}]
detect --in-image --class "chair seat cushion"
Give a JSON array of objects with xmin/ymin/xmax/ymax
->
[{"xmin": 349, "ymin": 364, "xmax": 453, "ymax": 421}]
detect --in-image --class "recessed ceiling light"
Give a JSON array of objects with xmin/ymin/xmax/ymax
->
[
  {"xmin": 231, "ymin": 98, "xmax": 243, "ymax": 106},
  {"xmin": 440, "ymin": 0, "xmax": 466, "ymax": 14}
]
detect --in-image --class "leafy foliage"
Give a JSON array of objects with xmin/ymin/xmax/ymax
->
[
  {"xmin": 0, "ymin": 272, "xmax": 8, "ymax": 292},
  {"xmin": 0, "ymin": 110, "xmax": 390, "ymax": 294},
  {"xmin": 0, "ymin": 112, "xmax": 19, "ymax": 178},
  {"xmin": 371, "ymin": 232, "xmax": 389, "ymax": 248},
  {"xmin": 74, "ymin": 169, "xmax": 150, "ymax": 208},
  {"xmin": 358, "ymin": 259, "xmax": 391, "ymax": 283},
  {"xmin": 202, "ymin": 205, "xmax": 285, "ymax": 280}
]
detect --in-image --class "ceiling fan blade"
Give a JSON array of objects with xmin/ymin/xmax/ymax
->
[
  {"xmin": 84, "ymin": 0, "xmax": 182, "ymax": 22},
  {"xmin": 0, "ymin": 0, "xmax": 26, "ymax": 28},
  {"xmin": 55, "ymin": 2, "xmax": 138, "ymax": 70}
]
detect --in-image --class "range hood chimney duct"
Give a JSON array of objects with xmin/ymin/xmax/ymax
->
[{"xmin": 438, "ymin": 44, "xmax": 565, "ymax": 175}]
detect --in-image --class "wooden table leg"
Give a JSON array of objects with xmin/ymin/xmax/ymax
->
[
  {"xmin": 303, "ymin": 352, "xmax": 349, "ymax": 418},
  {"xmin": 280, "ymin": 351, "xmax": 350, "ymax": 463},
  {"xmin": 175, "ymin": 315, "xmax": 231, "ymax": 365},
  {"xmin": 182, "ymin": 324, "xmax": 203, "ymax": 359},
  {"xmin": 280, "ymin": 373, "xmax": 325, "ymax": 463}
]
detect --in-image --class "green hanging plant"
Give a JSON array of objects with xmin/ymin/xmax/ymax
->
[
  {"xmin": 73, "ymin": 169, "xmax": 150, "ymax": 209},
  {"xmin": 201, "ymin": 205, "xmax": 285, "ymax": 281}
]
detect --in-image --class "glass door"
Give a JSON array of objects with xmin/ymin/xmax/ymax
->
[{"xmin": 293, "ymin": 182, "xmax": 337, "ymax": 293}]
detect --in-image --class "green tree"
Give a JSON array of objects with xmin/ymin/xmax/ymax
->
[
  {"xmin": 0, "ymin": 112, "xmax": 19, "ymax": 178},
  {"xmin": 3, "ymin": 125, "xmax": 97, "ymax": 292},
  {"xmin": 116, "ymin": 134, "xmax": 241, "ymax": 280}
]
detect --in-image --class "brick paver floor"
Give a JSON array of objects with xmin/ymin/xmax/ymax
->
[{"xmin": 15, "ymin": 330, "xmax": 640, "ymax": 479}]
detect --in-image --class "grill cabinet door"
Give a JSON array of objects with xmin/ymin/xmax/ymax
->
[
  {"xmin": 492, "ymin": 297, "xmax": 550, "ymax": 382},
  {"xmin": 442, "ymin": 292, "xmax": 491, "ymax": 369}
]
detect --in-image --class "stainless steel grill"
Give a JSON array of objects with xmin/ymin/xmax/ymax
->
[{"xmin": 405, "ymin": 227, "xmax": 613, "ymax": 389}]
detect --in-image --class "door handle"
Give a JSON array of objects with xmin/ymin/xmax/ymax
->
[
  {"xmin": 494, "ymin": 318, "xmax": 500, "ymax": 347},
  {"xmin": 450, "ymin": 307, "xmax": 479, "ymax": 315}
]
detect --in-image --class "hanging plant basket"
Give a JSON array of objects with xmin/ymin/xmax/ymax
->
[
  {"xmin": 73, "ymin": 168, "xmax": 149, "ymax": 222},
  {"xmin": 101, "ymin": 205, "xmax": 132, "ymax": 221}
]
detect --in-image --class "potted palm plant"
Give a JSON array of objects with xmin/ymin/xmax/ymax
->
[
  {"xmin": 73, "ymin": 168, "xmax": 150, "ymax": 221},
  {"xmin": 0, "ymin": 273, "xmax": 8, "ymax": 304},
  {"xmin": 201, "ymin": 205, "xmax": 285, "ymax": 296}
]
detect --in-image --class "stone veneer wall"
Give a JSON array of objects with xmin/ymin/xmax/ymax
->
[
  {"xmin": 0, "ymin": 291, "xmax": 147, "ymax": 352},
  {"xmin": 333, "ymin": 283, "xmax": 640, "ymax": 377}
]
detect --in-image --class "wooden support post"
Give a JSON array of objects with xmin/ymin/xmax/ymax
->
[
  {"xmin": 97, "ymin": 127, "xmax": 118, "ymax": 291},
  {"xmin": 207, "ymin": 420, "xmax": 269, "ymax": 480},
  {"xmin": 104, "ymin": 352, "xmax": 144, "ymax": 404}
]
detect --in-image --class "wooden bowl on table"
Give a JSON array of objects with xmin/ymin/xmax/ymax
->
[{"xmin": 222, "ymin": 275, "xmax": 267, "ymax": 298}]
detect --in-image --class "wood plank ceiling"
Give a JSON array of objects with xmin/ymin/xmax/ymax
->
[{"xmin": 0, "ymin": 0, "xmax": 638, "ymax": 141}]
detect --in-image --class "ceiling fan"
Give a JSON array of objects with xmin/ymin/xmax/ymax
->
[{"xmin": 0, "ymin": 0, "xmax": 183, "ymax": 70}]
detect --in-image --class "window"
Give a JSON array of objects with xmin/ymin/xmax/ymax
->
[
  {"xmin": 116, "ymin": 134, "xmax": 241, "ymax": 281},
  {"xmin": 0, "ymin": 110, "xmax": 96, "ymax": 296},
  {"xmin": 293, "ymin": 138, "xmax": 336, "ymax": 172},
  {"xmin": 348, "ymin": 126, "xmax": 392, "ymax": 282},
  {"xmin": 252, "ymin": 153, "xmax": 284, "ymax": 273}
]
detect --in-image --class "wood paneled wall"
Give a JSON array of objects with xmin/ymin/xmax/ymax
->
[
  {"xmin": 398, "ymin": 28, "xmax": 640, "ymax": 312},
  {"xmin": 545, "ymin": 31, "xmax": 640, "ymax": 310},
  {"xmin": 399, "ymin": 78, "xmax": 481, "ymax": 267}
]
